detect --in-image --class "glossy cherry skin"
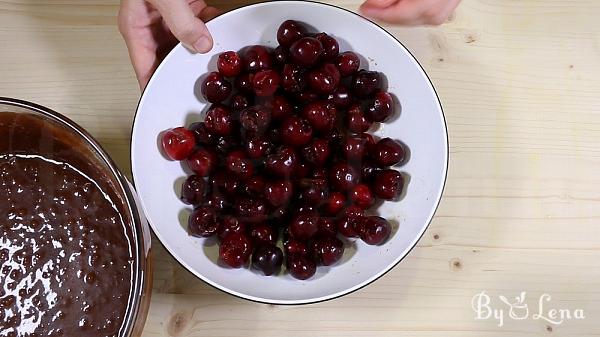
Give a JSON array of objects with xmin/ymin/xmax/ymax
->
[
  {"xmin": 329, "ymin": 162, "xmax": 360, "ymax": 191},
  {"xmin": 336, "ymin": 51, "xmax": 360, "ymax": 76},
  {"xmin": 323, "ymin": 191, "xmax": 347, "ymax": 216},
  {"xmin": 350, "ymin": 183, "xmax": 375, "ymax": 209},
  {"xmin": 308, "ymin": 63, "xmax": 340, "ymax": 94},
  {"xmin": 289, "ymin": 210, "xmax": 319, "ymax": 241},
  {"xmin": 181, "ymin": 175, "xmax": 206, "ymax": 205},
  {"xmin": 244, "ymin": 175, "xmax": 266, "ymax": 197},
  {"xmin": 189, "ymin": 122, "xmax": 217, "ymax": 146},
  {"xmin": 302, "ymin": 101, "xmax": 336, "ymax": 133},
  {"xmin": 186, "ymin": 147, "xmax": 218, "ymax": 177},
  {"xmin": 241, "ymin": 45, "xmax": 272, "ymax": 72},
  {"xmin": 343, "ymin": 135, "xmax": 369, "ymax": 162},
  {"xmin": 205, "ymin": 104, "xmax": 234, "ymax": 136},
  {"xmin": 351, "ymin": 70, "xmax": 382, "ymax": 98},
  {"xmin": 234, "ymin": 197, "xmax": 268, "ymax": 223},
  {"xmin": 188, "ymin": 206, "xmax": 218, "ymax": 237},
  {"xmin": 283, "ymin": 239, "xmax": 308, "ymax": 256},
  {"xmin": 252, "ymin": 244, "xmax": 284, "ymax": 276},
  {"xmin": 204, "ymin": 193, "xmax": 228, "ymax": 212},
  {"xmin": 216, "ymin": 215, "xmax": 246, "ymax": 240},
  {"xmin": 219, "ymin": 233, "xmax": 253, "ymax": 268},
  {"xmin": 161, "ymin": 127, "xmax": 196, "ymax": 160},
  {"xmin": 372, "ymin": 137, "xmax": 405, "ymax": 167},
  {"xmin": 240, "ymin": 106, "xmax": 271, "ymax": 135},
  {"xmin": 316, "ymin": 217, "xmax": 337, "ymax": 237},
  {"xmin": 265, "ymin": 180, "xmax": 294, "ymax": 207},
  {"xmin": 373, "ymin": 169, "xmax": 404, "ymax": 200},
  {"xmin": 273, "ymin": 46, "xmax": 288, "ymax": 66},
  {"xmin": 210, "ymin": 171, "xmax": 241, "ymax": 197},
  {"xmin": 267, "ymin": 95, "xmax": 293, "ymax": 121},
  {"xmin": 281, "ymin": 63, "xmax": 307, "ymax": 93},
  {"xmin": 277, "ymin": 20, "xmax": 307, "ymax": 47},
  {"xmin": 249, "ymin": 223, "xmax": 278, "ymax": 245},
  {"xmin": 265, "ymin": 145, "xmax": 298, "ymax": 177},
  {"xmin": 217, "ymin": 51, "xmax": 243, "ymax": 77},
  {"xmin": 280, "ymin": 116, "xmax": 313, "ymax": 147},
  {"xmin": 287, "ymin": 254, "xmax": 316, "ymax": 280},
  {"xmin": 311, "ymin": 236, "xmax": 344, "ymax": 265},
  {"xmin": 235, "ymin": 73, "xmax": 255, "ymax": 94},
  {"xmin": 245, "ymin": 136, "xmax": 273, "ymax": 159},
  {"xmin": 359, "ymin": 216, "xmax": 392, "ymax": 245},
  {"xmin": 298, "ymin": 178, "xmax": 329, "ymax": 206},
  {"xmin": 346, "ymin": 104, "xmax": 373, "ymax": 133},
  {"xmin": 326, "ymin": 85, "xmax": 352, "ymax": 108},
  {"xmin": 302, "ymin": 138, "xmax": 330, "ymax": 167},
  {"xmin": 253, "ymin": 69, "xmax": 280, "ymax": 96},
  {"xmin": 314, "ymin": 33, "xmax": 339, "ymax": 62},
  {"xmin": 231, "ymin": 94, "xmax": 252, "ymax": 111},
  {"xmin": 201, "ymin": 71, "xmax": 232, "ymax": 103},
  {"xmin": 225, "ymin": 150, "xmax": 254, "ymax": 180},
  {"xmin": 360, "ymin": 158, "xmax": 379, "ymax": 182},
  {"xmin": 365, "ymin": 91, "xmax": 395, "ymax": 123},
  {"xmin": 289, "ymin": 37, "xmax": 323, "ymax": 67}
]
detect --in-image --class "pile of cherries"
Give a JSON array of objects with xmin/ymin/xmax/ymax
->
[{"xmin": 160, "ymin": 20, "xmax": 406, "ymax": 280}]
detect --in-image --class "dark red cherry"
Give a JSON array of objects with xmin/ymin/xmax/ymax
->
[
  {"xmin": 225, "ymin": 150, "xmax": 254, "ymax": 180},
  {"xmin": 372, "ymin": 138, "xmax": 405, "ymax": 167},
  {"xmin": 234, "ymin": 197, "xmax": 267, "ymax": 223},
  {"xmin": 231, "ymin": 94, "xmax": 252, "ymax": 111},
  {"xmin": 350, "ymin": 183, "xmax": 375, "ymax": 209},
  {"xmin": 343, "ymin": 135, "xmax": 369, "ymax": 162},
  {"xmin": 287, "ymin": 254, "xmax": 316, "ymax": 280},
  {"xmin": 302, "ymin": 138, "xmax": 330, "ymax": 167},
  {"xmin": 323, "ymin": 191, "xmax": 346, "ymax": 216},
  {"xmin": 217, "ymin": 51, "xmax": 242, "ymax": 77},
  {"xmin": 188, "ymin": 206, "xmax": 217, "ymax": 237},
  {"xmin": 302, "ymin": 101, "xmax": 336, "ymax": 133},
  {"xmin": 264, "ymin": 180, "xmax": 294, "ymax": 207},
  {"xmin": 240, "ymin": 106, "xmax": 271, "ymax": 135},
  {"xmin": 219, "ymin": 233, "xmax": 253, "ymax": 268},
  {"xmin": 336, "ymin": 51, "xmax": 360, "ymax": 76},
  {"xmin": 205, "ymin": 193, "xmax": 228, "ymax": 211},
  {"xmin": 373, "ymin": 169, "xmax": 404, "ymax": 200},
  {"xmin": 265, "ymin": 145, "xmax": 298, "ymax": 177},
  {"xmin": 189, "ymin": 122, "xmax": 217, "ymax": 146},
  {"xmin": 215, "ymin": 135, "xmax": 239, "ymax": 154},
  {"xmin": 289, "ymin": 37, "xmax": 323, "ymax": 67},
  {"xmin": 311, "ymin": 236, "xmax": 344, "ymax": 265},
  {"xmin": 186, "ymin": 147, "xmax": 217, "ymax": 177},
  {"xmin": 346, "ymin": 104, "xmax": 373, "ymax": 133},
  {"xmin": 336, "ymin": 205, "xmax": 365, "ymax": 237},
  {"xmin": 253, "ymin": 69, "xmax": 280, "ymax": 96},
  {"xmin": 284, "ymin": 239, "xmax": 308, "ymax": 256},
  {"xmin": 289, "ymin": 211, "xmax": 319, "ymax": 241},
  {"xmin": 181, "ymin": 175, "xmax": 206, "ymax": 205},
  {"xmin": 210, "ymin": 171, "xmax": 240, "ymax": 197},
  {"xmin": 204, "ymin": 104, "xmax": 234, "ymax": 136},
  {"xmin": 365, "ymin": 91, "xmax": 395, "ymax": 122},
  {"xmin": 235, "ymin": 73, "xmax": 255, "ymax": 94},
  {"xmin": 241, "ymin": 45, "xmax": 272, "ymax": 72},
  {"xmin": 252, "ymin": 244, "xmax": 284, "ymax": 276},
  {"xmin": 360, "ymin": 158, "xmax": 379, "ymax": 182},
  {"xmin": 245, "ymin": 136, "xmax": 273, "ymax": 159},
  {"xmin": 161, "ymin": 127, "xmax": 195, "ymax": 160},
  {"xmin": 281, "ymin": 63, "xmax": 307, "ymax": 93},
  {"xmin": 293, "ymin": 91, "xmax": 320, "ymax": 104},
  {"xmin": 312, "ymin": 167, "xmax": 328, "ymax": 179},
  {"xmin": 329, "ymin": 162, "xmax": 359, "ymax": 191},
  {"xmin": 298, "ymin": 178, "xmax": 329, "ymax": 206},
  {"xmin": 217, "ymin": 216, "xmax": 246, "ymax": 240},
  {"xmin": 273, "ymin": 46, "xmax": 288, "ymax": 66},
  {"xmin": 360, "ymin": 216, "xmax": 392, "ymax": 245},
  {"xmin": 201, "ymin": 71, "xmax": 232, "ymax": 103},
  {"xmin": 249, "ymin": 223, "xmax": 278, "ymax": 245},
  {"xmin": 280, "ymin": 116, "xmax": 313, "ymax": 147},
  {"xmin": 351, "ymin": 70, "xmax": 382, "ymax": 98},
  {"xmin": 267, "ymin": 95, "xmax": 293, "ymax": 121},
  {"xmin": 316, "ymin": 217, "xmax": 337, "ymax": 237},
  {"xmin": 326, "ymin": 85, "xmax": 352, "ymax": 108},
  {"xmin": 277, "ymin": 20, "xmax": 307, "ymax": 47},
  {"xmin": 308, "ymin": 63, "xmax": 340, "ymax": 94},
  {"xmin": 245, "ymin": 175, "xmax": 266, "ymax": 197},
  {"xmin": 314, "ymin": 33, "xmax": 339, "ymax": 62}
]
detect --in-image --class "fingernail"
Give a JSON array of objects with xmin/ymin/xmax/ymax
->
[{"xmin": 192, "ymin": 36, "xmax": 212, "ymax": 53}]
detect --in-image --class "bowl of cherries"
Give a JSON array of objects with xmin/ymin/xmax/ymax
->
[{"xmin": 131, "ymin": 1, "xmax": 447, "ymax": 304}]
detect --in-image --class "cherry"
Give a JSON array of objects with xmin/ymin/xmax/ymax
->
[
  {"xmin": 205, "ymin": 104, "xmax": 234, "ymax": 136},
  {"xmin": 188, "ymin": 206, "xmax": 217, "ymax": 237},
  {"xmin": 302, "ymin": 101, "xmax": 336, "ymax": 133},
  {"xmin": 308, "ymin": 63, "xmax": 340, "ymax": 94},
  {"xmin": 316, "ymin": 217, "xmax": 337, "ymax": 237},
  {"xmin": 273, "ymin": 46, "xmax": 288, "ymax": 66},
  {"xmin": 289, "ymin": 37, "xmax": 323, "ymax": 67},
  {"xmin": 351, "ymin": 183, "xmax": 375, "ymax": 209},
  {"xmin": 336, "ymin": 205, "xmax": 365, "ymax": 237},
  {"xmin": 201, "ymin": 71, "xmax": 232, "ymax": 103},
  {"xmin": 234, "ymin": 197, "xmax": 267, "ymax": 223},
  {"xmin": 181, "ymin": 175, "xmax": 206, "ymax": 205},
  {"xmin": 287, "ymin": 254, "xmax": 316, "ymax": 280},
  {"xmin": 298, "ymin": 178, "xmax": 329, "ymax": 206},
  {"xmin": 265, "ymin": 145, "xmax": 298, "ymax": 177},
  {"xmin": 302, "ymin": 138, "xmax": 330, "ymax": 166},
  {"xmin": 329, "ymin": 162, "xmax": 359, "ymax": 191},
  {"xmin": 241, "ymin": 45, "xmax": 272, "ymax": 72},
  {"xmin": 216, "ymin": 215, "xmax": 246, "ymax": 240},
  {"xmin": 360, "ymin": 216, "xmax": 392, "ymax": 245},
  {"xmin": 284, "ymin": 239, "xmax": 308, "ymax": 256},
  {"xmin": 265, "ymin": 180, "xmax": 293, "ymax": 207},
  {"xmin": 336, "ymin": 51, "xmax": 360, "ymax": 76},
  {"xmin": 245, "ymin": 175, "xmax": 266, "ymax": 197},
  {"xmin": 360, "ymin": 158, "xmax": 379, "ymax": 182},
  {"xmin": 217, "ymin": 51, "xmax": 242, "ymax": 77},
  {"xmin": 365, "ymin": 91, "xmax": 395, "ymax": 122},
  {"xmin": 186, "ymin": 147, "xmax": 217, "ymax": 177},
  {"xmin": 351, "ymin": 70, "xmax": 382, "ymax": 98},
  {"xmin": 249, "ymin": 223, "xmax": 278, "ymax": 245},
  {"xmin": 373, "ymin": 169, "xmax": 404, "ymax": 200},
  {"xmin": 346, "ymin": 104, "xmax": 373, "ymax": 133},
  {"xmin": 294, "ymin": 160, "xmax": 311, "ymax": 178},
  {"xmin": 210, "ymin": 171, "xmax": 241, "ymax": 197},
  {"xmin": 189, "ymin": 122, "xmax": 217, "ymax": 146},
  {"xmin": 235, "ymin": 73, "xmax": 254, "ymax": 94},
  {"xmin": 240, "ymin": 106, "xmax": 271, "ymax": 135},
  {"xmin": 293, "ymin": 91, "xmax": 320, "ymax": 104},
  {"xmin": 205, "ymin": 193, "xmax": 228, "ymax": 211},
  {"xmin": 289, "ymin": 210, "xmax": 319, "ymax": 241},
  {"xmin": 325, "ymin": 127, "xmax": 344, "ymax": 151},
  {"xmin": 312, "ymin": 167, "xmax": 328, "ymax": 179},
  {"xmin": 280, "ymin": 116, "xmax": 313, "ymax": 147},
  {"xmin": 244, "ymin": 136, "xmax": 272, "ymax": 159},
  {"xmin": 253, "ymin": 69, "xmax": 280, "ymax": 96},
  {"xmin": 326, "ymin": 85, "xmax": 352, "ymax": 108},
  {"xmin": 281, "ymin": 63, "xmax": 307, "ymax": 93},
  {"xmin": 323, "ymin": 191, "xmax": 346, "ymax": 216},
  {"xmin": 314, "ymin": 33, "xmax": 339, "ymax": 62},
  {"xmin": 267, "ymin": 95, "xmax": 293, "ymax": 121},
  {"xmin": 311, "ymin": 236, "xmax": 344, "ymax": 265},
  {"xmin": 252, "ymin": 244, "xmax": 283, "ymax": 276},
  {"xmin": 343, "ymin": 135, "xmax": 369, "ymax": 162},
  {"xmin": 231, "ymin": 94, "xmax": 252, "ymax": 111},
  {"xmin": 372, "ymin": 138, "xmax": 405, "ymax": 167},
  {"xmin": 161, "ymin": 127, "xmax": 195, "ymax": 160},
  {"xmin": 277, "ymin": 20, "xmax": 307, "ymax": 47},
  {"xmin": 225, "ymin": 150, "xmax": 254, "ymax": 180},
  {"xmin": 219, "ymin": 233, "xmax": 253, "ymax": 268},
  {"xmin": 215, "ymin": 135, "xmax": 239, "ymax": 154}
]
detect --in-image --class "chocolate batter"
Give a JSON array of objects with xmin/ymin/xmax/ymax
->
[{"xmin": 0, "ymin": 112, "xmax": 134, "ymax": 337}]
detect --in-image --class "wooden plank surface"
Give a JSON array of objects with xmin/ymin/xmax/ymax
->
[{"xmin": 1, "ymin": 1, "xmax": 600, "ymax": 336}]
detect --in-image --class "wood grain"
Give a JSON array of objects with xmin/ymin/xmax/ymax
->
[{"xmin": 1, "ymin": 1, "xmax": 600, "ymax": 336}]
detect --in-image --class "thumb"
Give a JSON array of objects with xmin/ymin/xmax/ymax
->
[
  {"xmin": 360, "ymin": 0, "xmax": 398, "ymax": 9},
  {"xmin": 149, "ymin": 0, "xmax": 213, "ymax": 53}
]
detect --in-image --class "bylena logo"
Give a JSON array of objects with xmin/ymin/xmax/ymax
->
[{"xmin": 471, "ymin": 291, "xmax": 585, "ymax": 327}]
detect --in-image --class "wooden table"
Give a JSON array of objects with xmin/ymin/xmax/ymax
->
[{"xmin": 2, "ymin": 1, "xmax": 600, "ymax": 336}]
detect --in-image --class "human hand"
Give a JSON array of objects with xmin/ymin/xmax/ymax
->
[
  {"xmin": 359, "ymin": 0, "xmax": 460, "ymax": 25},
  {"xmin": 118, "ymin": 0, "xmax": 220, "ymax": 89}
]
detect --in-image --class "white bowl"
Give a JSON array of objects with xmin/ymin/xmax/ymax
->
[{"xmin": 131, "ymin": 1, "xmax": 448, "ymax": 304}]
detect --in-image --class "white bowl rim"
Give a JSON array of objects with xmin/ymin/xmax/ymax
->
[{"xmin": 130, "ymin": 0, "xmax": 449, "ymax": 305}]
